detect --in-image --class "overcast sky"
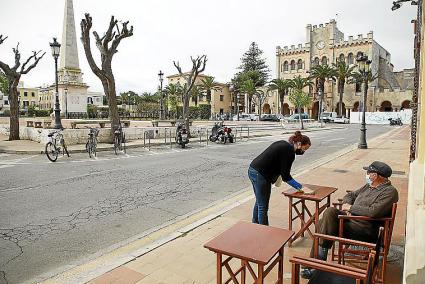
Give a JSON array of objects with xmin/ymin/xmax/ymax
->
[{"xmin": 0, "ymin": 0, "xmax": 417, "ymax": 94}]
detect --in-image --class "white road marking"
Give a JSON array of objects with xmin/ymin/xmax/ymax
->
[
  {"xmin": 325, "ymin": 138, "xmax": 345, "ymax": 142},
  {"xmin": 0, "ymin": 165, "xmax": 14, "ymax": 169}
]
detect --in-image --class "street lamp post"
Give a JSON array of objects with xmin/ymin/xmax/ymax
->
[
  {"xmin": 50, "ymin": 37, "xmax": 62, "ymax": 129},
  {"xmin": 318, "ymin": 87, "xmax": 324, "ymax": 127},
  {"xmin": 158, "ymin": 70, "xmax": 164, "ymax": 119},
  {"xmin": 356, "ymin": 52, "xmax": 372, "ymax": 149}
]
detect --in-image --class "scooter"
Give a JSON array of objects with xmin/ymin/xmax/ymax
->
[
  {"xmin": 175, "ymin": 122, "xmax": 189, "ymax": 148},
  {"xmin": 389, "ymin": 117, "xmax": 403, "ymax": 126},
  {"xmin": 209, "ymin": 122, "xmax": 234, "ymax": 144}
]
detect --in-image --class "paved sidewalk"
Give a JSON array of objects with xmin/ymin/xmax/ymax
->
[
  {"xmin": 0, "ymin": 127, "xmax": 340, "ymax": 155},
  {"xmin": 42, "ymin": 126, "xmax": 409, "ymax": 284}
]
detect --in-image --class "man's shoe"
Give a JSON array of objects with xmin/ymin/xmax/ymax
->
[{"xmin": 300, "ymin": 268, "xmax": 315, "ymax": 279}]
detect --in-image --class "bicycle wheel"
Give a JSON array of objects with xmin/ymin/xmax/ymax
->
[
  {"xmin": 45, "ymin": 142, "xmax": 58, "ymax": 162},
  {"xmin": 114, "ymin": 136, "xmax": 119, "ymax": 155}
]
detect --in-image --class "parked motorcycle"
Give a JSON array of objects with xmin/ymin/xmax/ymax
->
[
  {"xmin": 209, "ymin": 121, "xmax": 234, "ymax": 144},
  {"xmin": 389, "ymin": 117, "xmax": 403, "ymax": 126},
  {"xmin": 175, "ymin": 122, "xmax": 189, "ymax": 148}
]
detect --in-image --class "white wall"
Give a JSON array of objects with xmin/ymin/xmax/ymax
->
[{"xmin": 350, "ymin": 109, "xmax": 412, "ymax": 125}]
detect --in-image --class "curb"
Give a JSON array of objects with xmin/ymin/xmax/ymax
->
[
  {"xmin": 39, "ymin": 126, "xmax": 387, "ymax": 284},
  {"xmin": 0, "ymin": 127, "xmax": 341, "ymax": 155}
]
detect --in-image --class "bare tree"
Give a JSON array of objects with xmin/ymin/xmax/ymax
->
[
  {"xmin": 173, "ymin": 55, "xmax": 207, "ymax": 133},
  {"xmin": 252, "ymin": 90, "xmax": 271, "ymax": 118},
  {"xmin": 0, "ymin": 35, "xmax": 45, "ymax": 140},
  {"xmin": 80, "ymin": 14, "xmax": 133, "ymax": 134}
]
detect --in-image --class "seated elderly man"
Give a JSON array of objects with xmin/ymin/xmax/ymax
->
[{"xmin": 301, "ymin": 161, "xmax": 399, "ymax": 279}]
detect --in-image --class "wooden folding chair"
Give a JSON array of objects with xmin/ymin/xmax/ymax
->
[
  {"xmin": 336, "ymin": 203, "xmax": 397, "ymax": 283},
  {"xmin": 290, "ymin": 227, "xmax": 384, "ymax": 284}
]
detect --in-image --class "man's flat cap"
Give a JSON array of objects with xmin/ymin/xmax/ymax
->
[{"xmin": 363, "ymin": 161, "xmax": 392, "ymax": 178}]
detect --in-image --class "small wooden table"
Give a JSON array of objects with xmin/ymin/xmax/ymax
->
[
  {"xmin": 204, "ymin": 221, "xmax": 294, "ymax": 284},
  {"xmin": 282, "ymin": 184, "xmax": 337, "ymax": 246}
]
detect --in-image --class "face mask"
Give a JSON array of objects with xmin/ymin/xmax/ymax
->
[
  {"xmin": 365, "ymin": 174, "xmax": 372, "ymax": 185},
  {"xmin": 295, "ymin": 149, "xmax": 305, "ymax": 155}
]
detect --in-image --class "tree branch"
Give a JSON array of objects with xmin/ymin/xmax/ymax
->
[
  {"xmin": 110, "ymin": 20, "xmax": 133, "ymax": 54},
  {"xmin": 173, "ymin": 61, "xmax": 182, "ymax": 74},
  {"xmin": 12, "ymin": 43, "xmax": 21, "ymax": 71},
  {"xmin": 0, "ymin": 34, "xmax": 8, "ymax": 45},
  {"xmin": 80, "ymin": 13, "xmax": 104, "ymax": 78},
  {"xmin": 102, "ymin": 16, "xmax": 117, "ymax": 50},
  {"xmin": 20, "ymin": 50, "xmax": 45, "ymax": 74}
]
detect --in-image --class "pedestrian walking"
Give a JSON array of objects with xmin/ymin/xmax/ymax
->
[{"xmin": 248, "ymin": 131, "xmax": 311, "ymax": 225}]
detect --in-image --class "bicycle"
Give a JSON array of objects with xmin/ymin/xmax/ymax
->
[
  {"xmin": 45, "ymin": 129, "xmax": 70, "ymax": 162},
  {"xmin": 85, "ymin": 127, "xmax": 99, "ymax": 158},
  {"xmin": 113, "ymin": 124, "xmax": 126, "ymax": 155}
]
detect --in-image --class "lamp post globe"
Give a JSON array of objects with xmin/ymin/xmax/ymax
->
[{"xmin": 50, "ymin": 37, "xmax": 62, "ymax": 129}]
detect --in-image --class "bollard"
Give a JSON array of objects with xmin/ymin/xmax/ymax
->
[
  {"xmin": 169, "ymin": 128, "xmax": 173, "ymax": 148},
  {"xmin": 143, "ymin": 131, "xmax": 146, "ymax": 149},
  {"xmin": 235, "ymin": 128, "xmax": 237, "ymax": 143},
  {"xmin": 148, "ymin": 135, "xmax": 151, "ymax": 151},
  {"xmin": 206, "ymin": 129, "xmax": 209, "ymax": 146},
  {"xmin": 164, "ymin": 128, "xmax": 167, "ymax": 145}
]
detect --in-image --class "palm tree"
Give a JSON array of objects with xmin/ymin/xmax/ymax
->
[
  {"xmin": 199, "ymin": 76, "xmax": 221, "ymax": 118},
  {"xmin": 333, "ymin": 61, "xmax": 355, "ymax": 116},
  {"xmin": 190, "ymin": 85, "xmax": 201, "ymax": 106},
  {"xmin": 309, "ymin": 64, "xmax": 336, "ymax": 120},
  {"xmin": 164, "ymin": 83, "xmax": 183, "ymax": 117},
  {"xmin": 240, "ymin": 79, "xmax": 262, "ymax": 115},
  {"xmin": 350, "ymin": 71, "xmax": 379, "ymax": 112},
  {"xmin": 289, "ymin": 76, "xmax": 313, "ymax": 129},
  {"xmin": 268, "ymin": 78, "xmax": 292, "ymax": 115}
]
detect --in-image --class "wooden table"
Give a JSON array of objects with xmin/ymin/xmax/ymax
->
[
  {"xmin": 204, "ymin": 221, "xmax": 294, "ymax": 284},
  {"xmin": 282, "ymin": 184, "xmax": 337, "ymax": 246}
]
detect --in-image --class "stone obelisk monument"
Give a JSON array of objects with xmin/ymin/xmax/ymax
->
[{"xmin": 57, "ymin": 0, "xmax": 88, "ymax": 115}]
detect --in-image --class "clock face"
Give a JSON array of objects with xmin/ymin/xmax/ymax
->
[{"xmin": 316, "ymin": 40, "xmax": 325, "ymax": 50}]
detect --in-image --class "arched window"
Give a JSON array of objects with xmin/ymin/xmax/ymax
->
[
  {"xmin": 321, "ymin": 56, "xmax": 328, "ymax": 65},
  {"xmin": 290, "ymin": 60, "xmax": 296, "ymax": 70},
  {"xmin": 313, "ymin": 57, "xmax": 320, "ymax": 66},
  {"xmin": 338, "ymin": 54, "xmax": 345, "ymax": 63},
  {"xmin": 347, "ymin": 53, "xmax": 354, "ymax": 65},
  {"xmin": 297, "ymin": 59, "xmax": 303, "ymax": 70},
  {"xmin": 283, "ymin": 61, "xmax": 288, "ymax": 72}
]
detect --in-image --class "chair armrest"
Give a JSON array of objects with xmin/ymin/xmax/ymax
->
[
  {"xmin": 314, "ymin": 233, "xmax": 376, "ymax": 249},
  {"xmin": 338, "ymin": 215, "xmax": 392, "ymax": 222},
  {"xmin": 290, "ymin": 256, "xmax": 367, "ymax": 279}
]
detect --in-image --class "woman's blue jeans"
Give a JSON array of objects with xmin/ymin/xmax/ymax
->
[{"xmin": 248, "ymin": 166, "xmax": 271, "ymax": 225}]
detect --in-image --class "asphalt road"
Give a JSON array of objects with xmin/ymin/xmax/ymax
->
[{"xmin": 0, "ymin": 124, "xmax": 393, "ymax": 284}]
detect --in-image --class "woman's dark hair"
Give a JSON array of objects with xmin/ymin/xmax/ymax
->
[{"xmin": 289, "ymin": 131, "xmax": 311, "ymax": 146}]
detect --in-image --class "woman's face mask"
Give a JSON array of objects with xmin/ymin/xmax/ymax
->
[{"xmin": 295, "ymin": 149, "xmax": 305, "ymax": 155}]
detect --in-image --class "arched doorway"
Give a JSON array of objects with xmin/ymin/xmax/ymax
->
[
  {"xmin": 380, "ymin": 101, "xmax": 393, "ymax": 112},
  {"xmin": 336, "ymin": 102, "xmax": 346, "ymax": 116},
  {"xmin": 263, "ymin": 103, "xmax": 271, "ymax": 114},
  {"xmin": 282, "ymin": 103, "xmax": 290, "ymax": 115},
  {"xmin": 312, "ymin": 101, "xmax": 319, "ymax": 119},
  {"xmin": 353, "ymin": 101, "xmax": 360, "ymax": 112},
  {"xmin": 401, "ymin": 100, "xmax": 411, "ymax": 110}
]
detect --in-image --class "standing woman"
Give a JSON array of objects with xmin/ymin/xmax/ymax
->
[{"xmin": 248, "ymin": 131, "xmax": 311, "ymax": 225}]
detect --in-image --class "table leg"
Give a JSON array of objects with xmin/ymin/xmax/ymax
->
[
  {"xmin": 257, "ymin": 264, "xmax": 264, "ymax": 284},
  {"xmin": 291, "ymin": 263, "xmax": 300, "ymax": 284},
  {"xmin": 301, "ymin": 200, "xmax": 305, "ymax": 237},
  {"xmin": 288, "ymin": 197, "xmax": 293, "ymax": 246},
  {"xmin": 315, "ymin": 201, "xmax": 320, "ymax": 233},
  {"xmin": 241, "ymin": 259, "xmax": 246, "ymax": 284},
  {"xmin": 278, "ymin": 247, "xmax": 284, "ymax": 284},
  {"xmin": 217, "ymin": 253, "xmax": 222, "ymax": 284}
]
